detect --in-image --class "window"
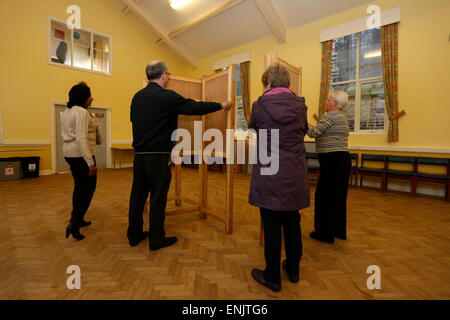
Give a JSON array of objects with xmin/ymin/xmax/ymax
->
[
  {"xmin": 49, "ymin": 18, "xmax": 111, "ymax": 75},
  {"xmin": 213, "ymin": 63, "xmax": 251, "ymax": 133},
  {"xmin": 331, "ymin": 29, "xmax": 386, "ymax": 133},
  {"xmin": 235, "ymin": 63, "xmax": 248, "ymax": 132}
]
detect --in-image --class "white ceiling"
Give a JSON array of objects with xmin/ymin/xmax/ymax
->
[
  {"xmin": 124, "ymin": 0, "xmax": 374, "ymax": 62},
  {"xmin": 139, "ymin": 0, "xmax": 231, "ymax": 31},
  {"xmin": 174, "ymin": 0, "xmax": 272, "ymax": 59},
  {"xmin": 272, "ymin": 0, "xmax": 374, "ymax": 29}
]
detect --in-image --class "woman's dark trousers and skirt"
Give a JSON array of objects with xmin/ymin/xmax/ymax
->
[
  {"xmin": 314, "ymin": 151, "xmax": 351, "ymax": 240},
  {"xmin": 65, "ymin": 157, "xmax": 97, "ymax": 228}
]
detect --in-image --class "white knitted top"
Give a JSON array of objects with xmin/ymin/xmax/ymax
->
[{"xmin": 61, "ymin": 106, "xmax": 97, "ymax": 166}]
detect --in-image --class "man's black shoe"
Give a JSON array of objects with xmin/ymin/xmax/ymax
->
[
  {"xmin": 251, "ymin": 268, "xmax": 281, "ymax": 292},
  {"xmin": 149, "ymin": 236, "xmax": 177, "ymax": 251},
  {"xmin": 282, "ymin": 260, "xmax": 299, "ymax": 283},
  {"xmin": 129, "ymin": 232, "xmax": 149, "ymax": 247},
  {"xmin": 309, "ymin": 231, "xmax": 334, "ymax": 243}
]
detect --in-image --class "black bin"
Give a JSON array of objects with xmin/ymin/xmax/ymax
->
[{"xmin": 20, "ymin": 157, "xmax": 40, "ymax": 178}]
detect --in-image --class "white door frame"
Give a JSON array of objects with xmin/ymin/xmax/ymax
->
[{"xmin": 50, "ymin": 101, "xmax": 112, "ymax": 174}]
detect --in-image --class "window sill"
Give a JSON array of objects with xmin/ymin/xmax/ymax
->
[
  {"xmin": 48, "ymin": 60, "xmax": 112, "ymax": 77},
  {"xmin": 350, "ymin": 131, "xmax": 387, "ymax": 136}
]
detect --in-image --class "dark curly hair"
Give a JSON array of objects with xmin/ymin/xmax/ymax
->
[{"xmin": 67, "ymin": 82, "xmax": 91, "ymax": 108}]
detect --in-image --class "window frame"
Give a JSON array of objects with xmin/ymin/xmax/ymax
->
[
  {"xmin": 47, "ymin": 17, "xmax": 113, "ymax": 76},
  {"xmin": 331, "ymin": 31, "xmax": 387, "ymax": 135}
]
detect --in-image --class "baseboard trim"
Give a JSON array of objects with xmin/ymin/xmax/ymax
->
[
  {"xmin": 1, "ymin": 141, "xmax": 51, "ymax": 147},
  {"xmin": 112, "ymin": 141, "xmax": 132, "ymax": 145},
  {"xmin": 349, "ymin": 145, "xmax": 450, "ymax": 155},
  {"xmin": 111, "ymin": 163, "xmax": 133, "ymax": 169},
  {"xmin": 362, "ymin": 178, "xmax": 446, "ymax": 197}
]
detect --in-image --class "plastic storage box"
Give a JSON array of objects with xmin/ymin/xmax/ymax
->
[{"xmin": 0, "ymin": 157, "xmax": 21, "ymax": 181}]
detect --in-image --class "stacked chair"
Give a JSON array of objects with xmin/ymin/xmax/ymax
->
[
  {"xmin": 413, "ymin": 157, "xmax": 450, "ymax": 201},
  {"xmin": 303, "ymin": 151, "xmax": 449, "ymax": 201},
  {"xmin": 349, "ymin": 153, "xmax": 359, "ymax": 186},
  {"xmin": 358, "ymin": 154, "xmax": 387, "ymax": 191},
  {"xmin": 306, "ymin": 152, "xmax": 320, "ymax": 183},
  {"xmin": 383, "ymin": 155, "xmax": 416, "ymax": 193}
]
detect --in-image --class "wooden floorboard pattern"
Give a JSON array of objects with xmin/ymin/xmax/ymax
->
[{"xmin": 0, "ymin": 167, "xmax": 449, "ymax": 300}]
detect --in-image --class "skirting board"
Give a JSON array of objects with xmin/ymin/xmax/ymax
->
[
  {"xmin": 348, "ymin": 145, "xmax": 450, "ymax": 155},
  {"xmin": 39, "ymin": 167, "xmax": 445, "ymax": 198},
  {"xmin": 1, "ymin": 141, "xmax": 51, "ymax": 147},
  {"xmin": 112, "ymin": 163, "xmax": 134, "ymax": 169},
  {"xmin": 362, "ymin": 177, "xmax": 445, "ymax": 198},
  {"xmin": 112, "ymin": 141, "xmax": 132, "ymax": 145}
]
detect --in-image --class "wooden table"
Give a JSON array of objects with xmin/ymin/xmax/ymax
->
[{"xmin": 111, "ymin": 146, "xmax": 133, "ymax": 169}]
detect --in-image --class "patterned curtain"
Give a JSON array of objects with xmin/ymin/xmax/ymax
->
[
  {"xmin": 240, "ymin": 61, "xmax": 251, "ymax": 122},
  {"xmin": 381, "ymin": 23, "xmax": 404, "ymax": 143},
  {"xmin": 318, "ymin": 40, "xmax": 334, "ymax": 116}
]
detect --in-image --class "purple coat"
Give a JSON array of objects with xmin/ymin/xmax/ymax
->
[{"xmin": 248, "ymin": 89, "xmax": 310, "ymax": 211}]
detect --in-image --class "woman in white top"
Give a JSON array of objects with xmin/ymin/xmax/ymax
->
[{"xmin": 61, "ymin": 82, "xmax": 99, "ymax": 240}]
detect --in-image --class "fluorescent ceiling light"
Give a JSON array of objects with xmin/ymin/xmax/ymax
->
[
  {"xmin": 170, "ymin": 0, "xmax": 193, "ymax": 10},
  {"xmin": 364, "ymin": 50, "xmax": 382, "ymax": 59}
]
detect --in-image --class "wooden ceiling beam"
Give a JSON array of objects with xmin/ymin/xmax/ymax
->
[
  {"xmin": 168, "ymin": 0, "xmax": 247, "ymax": 39},
  {"xmin": 252, "ymin": 0, "xmax": 286, "ymax": 43},
  {"xmin": 156, "ymin": 0, "xmax": 246, "ymax": 44},
  {"xmin": 121, "ymin": 0, "xmax": 198, "ymax": 68},
  {"xmin": 121, "ymin": 6, "xmax": 130, "ymax": 15}
]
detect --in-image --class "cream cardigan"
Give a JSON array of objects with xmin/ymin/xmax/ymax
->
[{"xmin": 61, "ymin": 106, "xmax": 97, "ymax": 166}]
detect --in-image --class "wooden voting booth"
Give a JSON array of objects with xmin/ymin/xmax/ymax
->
[
  {"xmin": 163, "ymin": 67, "xmax": 236, "ymax": 234},
  {"xmin": 264, "ymin": 53, "xmax": 303, "ymax": 96},
  {"xmin": 259, "ymin": 54, "xmax": 303, "ymax": 245},
  {"xmin": 201, "ymin": 66, "xmax": 236, "ymax": 234},
  {"xmin": 165, "ymin": 76, "xmax": 203, "ymax": 214}
]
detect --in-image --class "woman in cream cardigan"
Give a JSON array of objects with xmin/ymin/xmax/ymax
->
[{"xmin": 61, "ymin": 82, "xmax": 100, "ymax": 240}]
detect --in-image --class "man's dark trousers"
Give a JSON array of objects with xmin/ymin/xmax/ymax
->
[{"xmin": 127, "ymin": 154, "xmax": 172, "ymax": 247}]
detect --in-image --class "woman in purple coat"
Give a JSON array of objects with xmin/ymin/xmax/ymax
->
[{"xmin": 248, "ymin": 64, "xmax": 310, "ymax": 292}]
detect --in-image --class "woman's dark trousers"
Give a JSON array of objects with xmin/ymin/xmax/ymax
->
[
  {"xmin": 314, "ymin": 152, "xmax": 352, "ymax": 240},
  {"xmin": 260, "ymin": 208, "xmax": 303, "ymax": 284},
  {"xmin": 65, "ymin": 157, "xmax": 97, "ymax": 227}
]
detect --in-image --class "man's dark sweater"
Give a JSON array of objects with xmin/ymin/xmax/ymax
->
[{"xmin": 131, "ymin": 82, "xmax": 222, "ymax": 153}]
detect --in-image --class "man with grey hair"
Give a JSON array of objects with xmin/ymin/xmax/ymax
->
[{"xmin": 128, "ymin": 61, "xmax": 232, "ymax": 251}]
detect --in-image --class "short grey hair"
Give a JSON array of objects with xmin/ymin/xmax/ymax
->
[
  {"xmin": 146, "ymin": 61, "xmax": 168, "ymax": 80},
  {"xmin": 329, "ymin": 90, "xmax": 349, "ymax": 110}
]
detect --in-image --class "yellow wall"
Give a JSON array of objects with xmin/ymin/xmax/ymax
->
[
  {"xmin": 1, "ymin": 0, "xmax": 449, "ymax": 173},
  {"xmin": 0, "ymin": 146, "xmax": 52, "ymax": 172},
  {"xmin": 186, "ymin": 0, "xmax": 450, "ymax": 150},
  {"xmin": 0, "ymin": 0, "xmax": 191, "ymax": 170}
]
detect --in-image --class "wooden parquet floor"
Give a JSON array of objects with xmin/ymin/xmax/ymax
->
[{"xmin": 1, "ymin": 167, "xmax": 449, "ymax": 300}]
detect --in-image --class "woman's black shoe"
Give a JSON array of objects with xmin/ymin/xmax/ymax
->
[
  {"xmin": 251, "ymin": 268, "xmax": 281, "ymax": 292},
  {"xmin": 282, "ymin": 260, "xmax": 299, "ymax": 283},
  {"xmin": 309, "ymin": 231, "xmax": 334, "ymax": 243},
  {"xmin": 65, "ymin": 224, "xmax": 85, "ymax": 240},
  {"xmin": 79, "ymin": 220, "xmax": 92, "ymax": 228},
  {"xmin": 149, "ymin": 236, "xmax": 177, "ymax": 251}
]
